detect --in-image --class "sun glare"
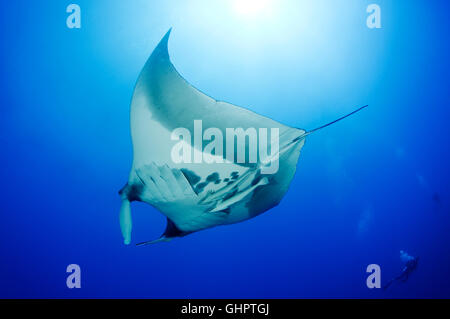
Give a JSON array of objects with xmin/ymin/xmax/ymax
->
[{"xmin": 232, "ymin": 0, "xmax": 273, "ymax": 18}]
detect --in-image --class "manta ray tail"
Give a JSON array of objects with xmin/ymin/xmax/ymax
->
[
  {"xmin": 302, "ymin": 105, "xmax": 368, "ymax": 137},
  {"xmin": 136, "ymin": 237, "xmax": 172, "ymax": 246}
]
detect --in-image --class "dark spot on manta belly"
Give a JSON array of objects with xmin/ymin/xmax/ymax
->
[
  {"xmin": 194, "ymin": 181, "xmax": 210, "ymax": 194},
  {"xmin": 118, "ymin": 184, "xmax": 127, "ymax": 196},
  {"xmin": 206, "ymin": 172, "xmax": 220, "ymax": 183},
  {"xmin": 181, "ymin": 168, "xmax": 201, "ymax": 186},
  {"xmin": 122, "ymin": 183, "xmax": 144, "ymax": 202},
  {"xmin": 251, "ymin": 170, "xmax": 263, "ymax": 186},
  {"xmin": 163, "ymin": 218, "xmax": 192, "ymax": 238}
]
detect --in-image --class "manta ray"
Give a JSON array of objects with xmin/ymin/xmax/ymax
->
[{"xmin": 119, "ymin": 29, "xmax": 367, "ymax": 246}]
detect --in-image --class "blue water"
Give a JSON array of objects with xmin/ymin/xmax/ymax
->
[{"xmin": 1, "ymin": 0, "xmax": 449, "ymax": 298}]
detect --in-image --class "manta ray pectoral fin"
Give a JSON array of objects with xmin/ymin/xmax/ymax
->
[{"xmin": 136, "ymin": 218, "xmax": 190, "ymax": 247}]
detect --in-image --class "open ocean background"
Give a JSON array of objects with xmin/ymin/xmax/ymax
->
[{"xmin": 0, "ymin": 0, "xmax": 449, "ymax": 298}]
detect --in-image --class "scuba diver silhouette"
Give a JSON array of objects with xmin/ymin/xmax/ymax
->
[{"xmin": 383, "ymin": 250, "xmax": 419, "ymax": 290}]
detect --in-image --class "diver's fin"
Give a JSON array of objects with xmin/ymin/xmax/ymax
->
[{"xmin": 302, "ymin": 105, "xmax": 368, "ymax": 137}]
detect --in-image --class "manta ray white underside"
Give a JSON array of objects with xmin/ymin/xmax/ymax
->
[{"xmin": 118, "ymin": 29, "xmax": 366, "ymax": 246}]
